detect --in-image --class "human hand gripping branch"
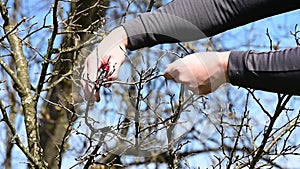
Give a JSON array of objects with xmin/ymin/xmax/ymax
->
[
  {"xmin": 81, "ymin": 26, "xmax": 231, "ymax": 103},
  {"xmin": 81, "ymin": 0, "xmax": 300, "ymax": 103},
  {"xmin": 164, "ymin": 51, "xmax": 230, "ymax": 95},
  {"xmin": 81, "ymin": 27, "xmax": 128, "ymax": 102}
]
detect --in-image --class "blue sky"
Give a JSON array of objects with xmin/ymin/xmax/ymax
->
[{"xmin": 1, "ymin": 0, "xmax": 300, "ymax": 168}]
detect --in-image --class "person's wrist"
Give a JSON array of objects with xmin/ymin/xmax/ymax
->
[
  {"xmin": 105, "ymin": 26, "xmax": 128, "ymax": 62},
  {"xmin": 117, "ymin": 27, "xmax": 129, "ymax": 63},
  {"xmin": 116, "ymin": 26, "xmax": 129, "ymax": 49},
  {"xmin": 122, "ymin": 34, "xmax": 129, "ymax": 49},
  {"xmin": 218, "ymin": 51, "xmax": 230, "ymax": 83}
]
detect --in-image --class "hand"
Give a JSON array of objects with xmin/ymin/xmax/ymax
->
[
  {"xmin": 164, "ymin": 52, "xmax": 230, "ymax": 95},
  {"xmin": 81, "ymin": 26, "xmax": 128, "ymax": 102}
]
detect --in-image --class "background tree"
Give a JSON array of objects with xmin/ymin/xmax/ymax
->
[{"xmin": 0, "ymin": 0, "xmax": 300, "ymax": 169}]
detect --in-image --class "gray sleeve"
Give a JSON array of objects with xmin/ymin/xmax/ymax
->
[
  {"xmin": 122, "ymin": 0, "xmax": 300, "ymax": 50},
  {"xmin": 228, "ymin": 47, "xmax": 300, "ymax": 95}
]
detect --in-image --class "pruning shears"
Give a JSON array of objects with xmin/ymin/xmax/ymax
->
[{"xmin": 94, "ymin": 60, "xmax": 111, "ymax": 92}]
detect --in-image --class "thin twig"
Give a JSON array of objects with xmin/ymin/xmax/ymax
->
[
  {"xmin": 0, "ymin": 17, "xmax": 27, "ymax": 42},
  {"xmin": 248, "ymin": 95, "xmax": 292, "ymax": 168},
  {"xmin": 146, "ymin": 0, "xmax": 155, "ymax": 12},
  {"xmin": 266, "ymin": 28, "xmax": 273, "ymax": 51}
]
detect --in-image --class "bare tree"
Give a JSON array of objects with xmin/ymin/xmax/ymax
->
[{"xmin": 1, "ymin": 0, "xmax": 300, "ymax": 169}]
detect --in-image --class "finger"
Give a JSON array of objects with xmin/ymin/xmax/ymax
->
[
  {"xmin": 81, "ymin": 80, "xmax": 95, "ymax": 103},
  {"xmin": 104, "ymin": 76, "xmax": 114, "ymax": 88},
  {"xmin": 188, "ymin": 84, "xmax": 212, "ymax": 95},
  {"xmin": 86, "ymin": 57, "xmax": 98, "ymax": 82},
  {"xmin": 81, "ymin": 57, "xmax": 99, "ymax": 102},
  {"xmin": 104, "ymin": 59, "xmax": 122, "ymax": 87},
  {"xmin": 163, "ymin": 63, "xmax": 181, "ymax": 82},
  {"xmin": 94, "ymin": 90, "xmax": 101, "ymax": 102},
  {"xmin": 163, "ymin": 72, "xmax": 174, "ymax": 80}
]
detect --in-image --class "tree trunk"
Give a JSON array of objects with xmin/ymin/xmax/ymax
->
[{"xmin": 39, "ymin": 1, "xmax": 109, "ymax": 168}]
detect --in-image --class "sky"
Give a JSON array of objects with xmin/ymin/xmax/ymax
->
[{"xmin": 1, "ymin": 0, "xmax": 300, "ymax": 168}]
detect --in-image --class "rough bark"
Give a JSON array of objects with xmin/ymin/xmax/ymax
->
[
  {"xmin": 0, "ymin": 2, "xmax": 46, "ymax": 168},
  {"xmin": 39, "ymin": 1, "xmax": 109, "ymax": 168}
]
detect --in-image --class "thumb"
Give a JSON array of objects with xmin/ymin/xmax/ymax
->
[
  {"xmin": 163, "ymin": 71, "xmax": 174, "ymax": 80},
  {"xmin": 94, "ymin": 90, "xmax": 100, "ymax": 102},
  {"xmin": 163, "ymin": 62, "xmax": 181, "ymax": 82}
]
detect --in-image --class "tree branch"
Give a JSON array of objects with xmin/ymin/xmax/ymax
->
[
  {"xmin": 0, "ymin": 101, "xmax": 46, "ymax": 168},
  {"xmin": 35, "ymin": 0, "xmax": 59, "ymax": 100},
  {"xmin": 0, "ymin": 1, "xmax": 44, "ymax": 162}
]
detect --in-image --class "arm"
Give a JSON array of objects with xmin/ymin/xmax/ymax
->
[
  {"xmin": 164, "ymin": 47, "xmax": 300, "ymax": 95},
  {"xmin": 123, "ymin": 0, "xmax": 300, "ymax": 50},
  {"xmin": 124, "ymin": 0, "xmax": 300, "ymax": 95},
  {"xmin": 82, "ymin": 0, "xmax": 300, "ymax": 101},
  {"xmin": 229, "ymin": 47, "xmax": 300, "ymax": 95}
]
